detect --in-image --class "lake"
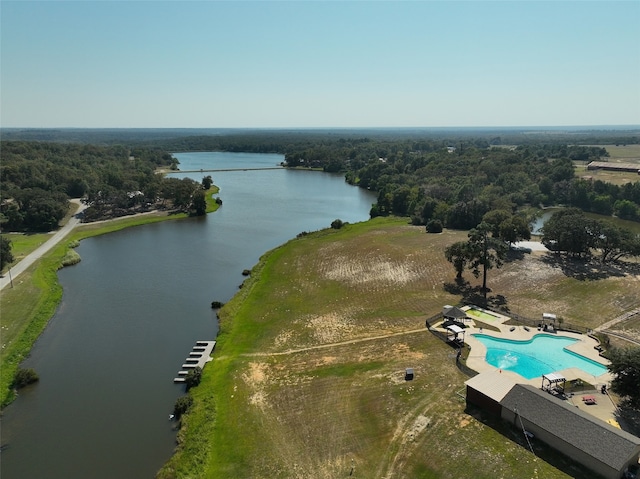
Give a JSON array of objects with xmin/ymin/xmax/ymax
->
[{"xmin": 0, "ymin": 152, "xmax": 376, "ymax": 479}]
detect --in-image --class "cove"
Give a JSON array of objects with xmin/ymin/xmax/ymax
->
[{"xmin": 0, "ymin": 152, "xmax": 377, "ymax": 479}]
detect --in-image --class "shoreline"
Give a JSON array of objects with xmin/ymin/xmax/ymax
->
[{"xmin": 0, "ymin": 187, "xmax": 220, "ymax": 408}]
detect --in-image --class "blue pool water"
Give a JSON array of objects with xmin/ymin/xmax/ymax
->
[{"xmin": 472, "ymin": 333, "xmax": 608, "ymax": 380}]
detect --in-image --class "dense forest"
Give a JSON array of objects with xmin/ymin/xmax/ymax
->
[
  {"xmin": 0, "ymin": 141, "xmax": 207, "ymax": 232},
  {"xmin": 1, "ymin": 129, "xmax": 639, "ymax": 246}
]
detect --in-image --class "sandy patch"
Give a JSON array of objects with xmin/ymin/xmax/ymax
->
[
  {"xmin": 321, "ymin": 254, "xmax": 424, "ymax": 286},
  {"xmin": 500, "ymin": 259, "xmax": 561, "ymax": 283},
  {"xmin": 305, "ymin": 312, "xmax": 355, "ymax": 343},
  {"xmin": 405, "ymin": 415, "xmax": 431, "ymax": 442},
  {"xmin": 243, "ymin": 362, "xmax": 269, "ymax": 387},
  {"xmin": 249, "ymin": 390, "xmax": 268, "ymax": 408},
  {"xmin": 274, "ymin": 330, "xmax": 294, "ymax": 348}
]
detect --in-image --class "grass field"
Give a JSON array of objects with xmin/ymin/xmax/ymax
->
[
  {"xmin": 158, "ymin": 217, "xmax": 640, "ymax": 479},
  {"xmin": 574, "ymin": 144, "xmax": 640, "ymax": 185},
  {"xmin": 604, "ymin": 144, "xmax": 640, "ymax": 160},
  {"xmin": 1, "ymin": 233, "xmax": 50, "ymax": 265}
]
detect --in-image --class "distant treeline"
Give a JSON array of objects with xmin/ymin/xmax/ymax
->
[
  {"xmin": 280, "ymin": 139, "xmax": 638, "ymax": 227},
  {"xmin": 1, "ymin": 129, "xmax": 639, "ymax": 234},
  {"xmin": 2, "ymin": 127, "xmax": 639, "ymax": 147},
  {"xmin": 150, "ymin": 131, "xmax": 640, "ymax": 228}
]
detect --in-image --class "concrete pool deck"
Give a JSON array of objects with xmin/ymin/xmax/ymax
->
[
  {"xmin": 434, "ymin": 307, "xmax": 631, "ymax": 432},
  {"xmin": 448, "ymin": 305, "xmax": 611, "ymax": 383},
  {"xmin": 435, "ymin": 307, "xmax": 625, "ymax": 429},
  {"xmin": 449, "ymin": 322, "xmax": 626, "ymax": 433},
  {"xmin": 462, "ymin": 322, "xmax": 612, "ymax": 387}
]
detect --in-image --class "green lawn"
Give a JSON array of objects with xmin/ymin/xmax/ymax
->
[{"xmin": 158, "ymin": 217, "xmax": 622, "ymax": 479}]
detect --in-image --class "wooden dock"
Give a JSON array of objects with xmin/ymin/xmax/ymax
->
[{"xmin": 173, "ymin": 340, "xmax": 216, "ymax": 383}]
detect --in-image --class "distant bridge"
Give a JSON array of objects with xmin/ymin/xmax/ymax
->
[{"xmin": 167, "ymin": 167, "xmax": 284, "ymax": 173}]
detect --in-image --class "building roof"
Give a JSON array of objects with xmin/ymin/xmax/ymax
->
[
  {"xmin": 501, "ymin": 384, "xmax": 640, "ymax": 471},
  {"xmin": 443, "ymin": 306, "xmax": 467, "ymax": 319},
  {"xmin": 587, "ymin": 161, "xmax": 640, "ymax": 172},
  {"xmin": 542, "ymin": 372, "xmax": 565, "ymax": 383},
  {"xmin": 465, "ymin": 371, "xmax": 516, "ymax": 403},
  {"xmin": 447, "ymin": 324, "xmax": 464, "ymax": 334}
]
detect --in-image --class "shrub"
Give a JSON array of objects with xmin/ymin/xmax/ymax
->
[
  {"xmin": 331, "ymin": 219, "xmax": 344, "ymax": 229},
  {"xmin": 426, "ymin": 219, "xmax": 443, "ymax": 233},
  {"xmin": 60, "ymin": 249, "xmax": 81, "ymax": 267},
  {"xmin": 184, "ymin": 367, "xmax": 202, "ymax": 390},
  {"xmin": 13, "ymin": 368, "xmax": 39, "ymax": 389},
  {"xmin": 173, "ymin": 394, "xmax": 194, "ymax": 418}
]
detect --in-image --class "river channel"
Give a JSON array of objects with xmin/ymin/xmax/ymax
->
[{"xmin": 0, "ymin": 152, "xmax": 377, "ymax": 479}]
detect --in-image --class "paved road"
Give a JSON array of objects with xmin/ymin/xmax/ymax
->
[{"xmin": 0, "ymin": 200, "xmax": 88, "ymax": 291}]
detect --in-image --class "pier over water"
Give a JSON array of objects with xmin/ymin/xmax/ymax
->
[{"xmin": 174, "ymin": 340, "xmax": 216, "ymax": 383}]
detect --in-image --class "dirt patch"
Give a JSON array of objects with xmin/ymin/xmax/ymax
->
[
  {"xmin": 274, "ymin": 330, "xmax": 294, "ymax": 348},
  {"xmin": 500, "ymin": 255, "xmax": 562, "ymax": 283},
  {"xmin": 405, "ymin": 415, "xmax": 431, "ymax": 442},
  {"xmin": 319, "ymin": 252, "xmax": 425, "ymax": 286},
  {"xmin": 459, "ymin": 416, "xmax": 471, "ymax": 428},
  {"xmin": 243, "ymin": 362, "xmax": 269, "ymax": 387},
  {"xmin": 305, "ymin": 312, "xmax": 355, "ymax": 343}
]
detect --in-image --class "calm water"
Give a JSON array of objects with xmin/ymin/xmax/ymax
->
[
  {"xmin": 1, "ymin": 152, "xmax": 376, "ymax": 479},
  {"xmin": 472, "ymin": 333, "xmax": 608, "ymax": 380}
]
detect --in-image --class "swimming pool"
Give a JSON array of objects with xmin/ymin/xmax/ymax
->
[{"xmin": 472, "ymin": 333, "xmax": 608, "ymax": 380}]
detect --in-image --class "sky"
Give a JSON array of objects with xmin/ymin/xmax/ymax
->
[{"xmin": 1, "ymin": 1, "xmax": 639, "ymax": 129}]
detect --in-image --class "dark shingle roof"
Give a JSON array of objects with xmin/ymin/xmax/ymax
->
[
  {"xmin": 443, "ymin": 306, "xmax": 467, "ymax": 319},
  {"xmin": 501, "ymin": 384, "xmax": 640, "ymax": 471}
]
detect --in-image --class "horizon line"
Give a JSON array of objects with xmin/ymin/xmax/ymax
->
[{"xmin": 2, "ymin": 124, "xmax": 640, "ymax": 131}]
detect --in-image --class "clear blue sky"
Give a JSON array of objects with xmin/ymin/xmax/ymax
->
[{"xmin": 1, "ymin": 1, "xmax": 639, "ymax": 128}]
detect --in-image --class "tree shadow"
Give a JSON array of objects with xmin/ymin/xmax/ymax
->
[
  {"xmin": 540, "ymin": 253, "xmax": 639, "ymax": 281},
  {"xmin": 443, "ymin": 278, "xmax": 508, "ymax": 309},
  {"xmin": 504, "ymin": 247, "xmax": 528, "ymax": 262},
  {"xmin": 615, "ymin": 402, "xmax": 640, "ymax": 438}
]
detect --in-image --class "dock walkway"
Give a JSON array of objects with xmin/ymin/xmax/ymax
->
[{"xmin": 173, "ymin": 340, "xmax": 216, "ymax": 383}]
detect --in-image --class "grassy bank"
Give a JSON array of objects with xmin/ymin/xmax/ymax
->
[
  {"xmin": 0, "ymin": 188, "xmax": 221, "ymax": 408},
  {"xmin": 158, "ymin": 217, "xmax": 640, "ymax": 478},
  {"xmin": 0, "ymin": 240, "xmax": 67, "ymax": 407}
]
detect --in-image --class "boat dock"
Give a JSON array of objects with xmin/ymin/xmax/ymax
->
[{"xmin": 173, "ymin": 340, "xmax": 216, "ymax": 383}]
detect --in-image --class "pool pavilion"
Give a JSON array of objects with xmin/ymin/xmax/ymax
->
[{"xmin": 450, "ymin": 304, "xmax": 640, "ymax": 479}]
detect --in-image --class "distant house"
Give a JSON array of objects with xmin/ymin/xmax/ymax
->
[{"xmin": 466, "ymin": 375, "xmax": 640, "ymax": 479}]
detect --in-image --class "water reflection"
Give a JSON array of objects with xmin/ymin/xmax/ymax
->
[{"xmin": 1, "ymin": 152, "xmax": 376, "ymax": 479}]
